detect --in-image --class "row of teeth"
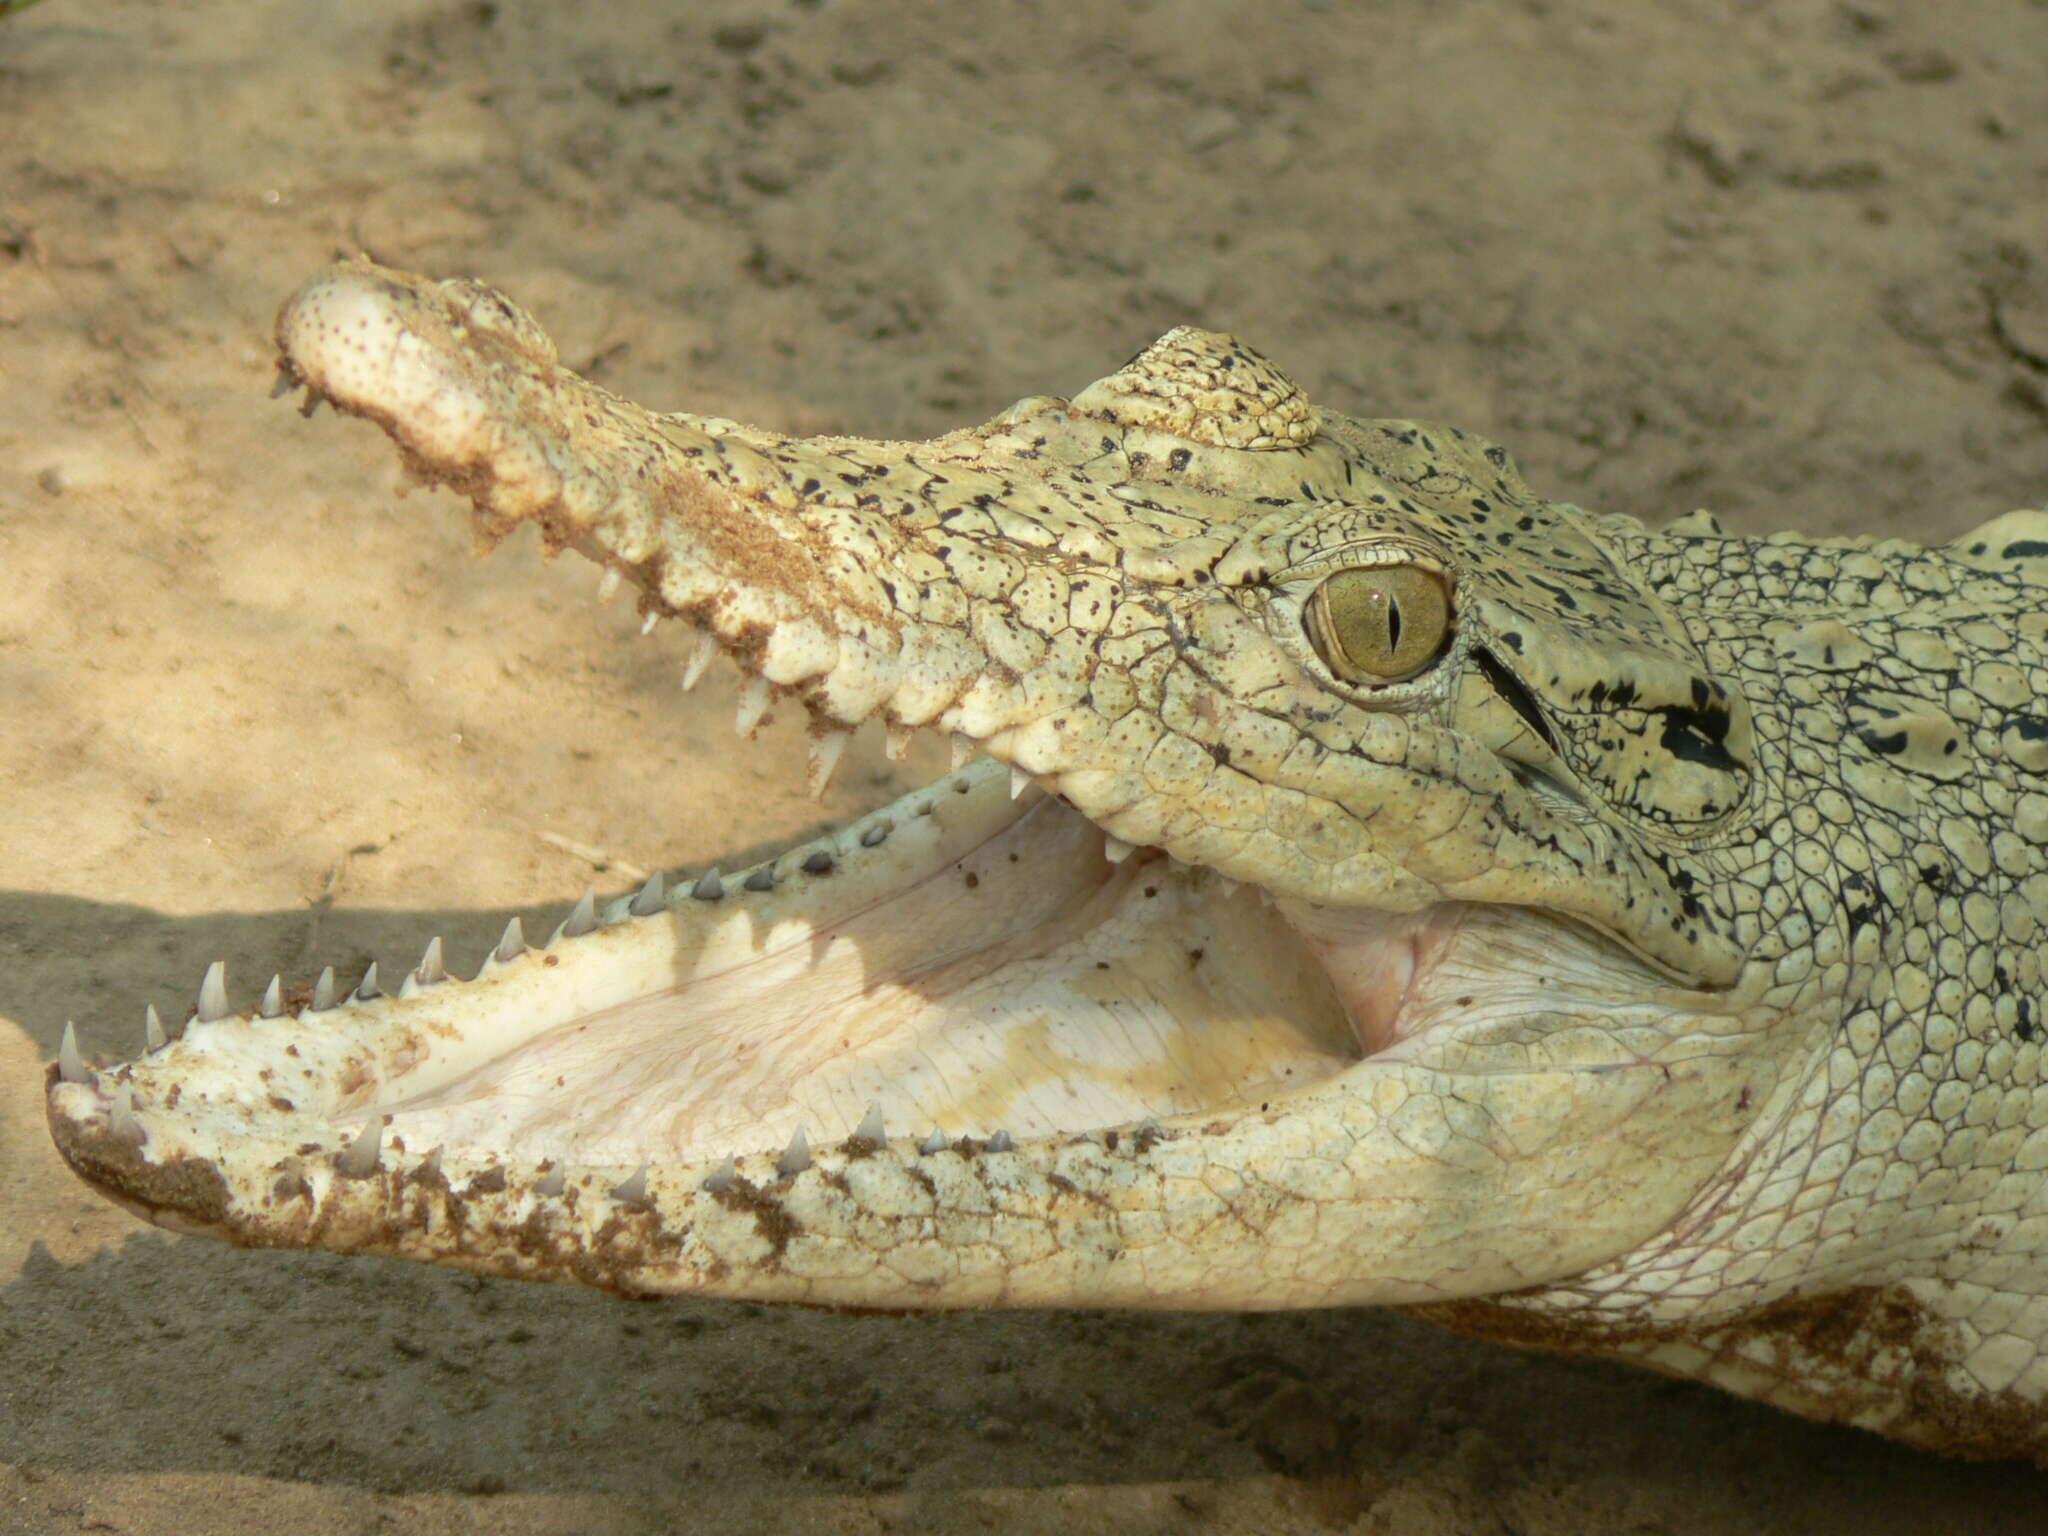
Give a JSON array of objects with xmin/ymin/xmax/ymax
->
[
  {"xmin": 60, "ymin": 924, "xmax": 1168, "ymax": 1200},
  {"xmin": 276, "ymin": 362, "xmax": 1072, "ymax": 811},
  {"xmin": 599, "ymin": 558, "xmax": 1101, "ymax": 811},
  {"xmin": 61, "ymin": 463, "xmax": 1171, "ymax": 1190}
]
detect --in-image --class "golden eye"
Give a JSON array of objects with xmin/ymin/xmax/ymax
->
[{"xmin": 1304, "ymin": 565, "xmax": 1453, "ymax": 683}]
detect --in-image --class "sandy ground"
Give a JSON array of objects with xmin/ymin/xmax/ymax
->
[{"xmin": 4, "ymin": 0, "xmax": 2048, "ymax": 1530}]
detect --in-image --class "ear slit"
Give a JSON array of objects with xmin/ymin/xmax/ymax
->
[{"xmin": 1473, "ymin": 645, "xmax": 1560, "ymax": 754}]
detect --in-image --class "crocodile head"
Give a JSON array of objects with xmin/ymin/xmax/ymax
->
[{"xmin": 49, "ymin": 261, "xmax": 1799, "ymax": 1314}]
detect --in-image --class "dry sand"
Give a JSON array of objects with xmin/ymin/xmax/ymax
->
[{"xmin": 4, "ymin": 1, "xmax": 2047, "ymax": 1530}]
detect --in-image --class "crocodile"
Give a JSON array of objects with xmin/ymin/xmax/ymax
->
[{"xmin": 45, "ymin": 259, "xmax": 2048, "ymax": 1462}]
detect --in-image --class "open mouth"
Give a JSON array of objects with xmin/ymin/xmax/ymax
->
[
  {"xmin": 47, "ymin": 261, "xmax": 1769, "ymax": 1311},
  {"xmin": 47, "ymin": 717, "xmax": 1726, "ymax": 1306}
]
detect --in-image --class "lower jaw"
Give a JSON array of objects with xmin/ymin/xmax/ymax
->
[{"xmin": 57, "ymin": 757, "xmax": 1406, "ymax": 1180}]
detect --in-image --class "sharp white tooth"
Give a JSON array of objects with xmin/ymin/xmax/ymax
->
[
  {"xmin": 259, "ymin": 976, "xmax": 284, "ymax": 1018},
  {"xmin": 691, "ymin": 868, "xmax": 725, "ymax": 901},
  {"xmin": 109, "ymin": 1090, "xmax": 143, "ymax": 1145},
  {"xmin": 535, "ymin": 1165, "xmax": 566, "ymax": 1197},
  {"xmin": 640, "ymin": 611, "xmax": 661, "ymax": 636},
  {"xmin": 629, "ymin": 872, "xmax": 666, "ymax": 916},
  {"xmin": 1010, "ymin": 765, "xmax": 1030, "ymax": 800},
  {"xmin": 853, "ymin": 1103, "xmax": 886, "ymax": 1145},
  {"xmin": 919, "ymin": 1128, "xmax": 947, "ymax": 1155},
  {"xmin": 806, "ymin": 729, "xmax": 851, "ymax": 800},
  {"xmin": 310, "ymin": 966, "xmax": 338, "ymax": 1012},
  {"xmin": 336, "ymin": 1117, "xmax": 383, "ymax": 1178},
  {"xmin": 610, "ymin": 1164, "xmax": 650, "ymax": 1204},
  {"xmin": 398, "ymin": 973, "xmax": 419, "ymax": 1000},
  {"xmin": 596, "ymin": 567, "xmax": 623, "ymax": 604},
  {"xmin": 682, "ymin": 631, "xmax": 717, "ymax": 692},
  {"xmin": 562, "ymin": 890, "xmax": 598, "ymax": 939},
  {"xmin": 1104, "ymin": 836, "xmax": 1135, "ymax": 864},
  {"xmin": 951, "ymin": 733, "xmax": 975, "ymax": 770},
  {"xmin": 416, "ymin": 936, "xmax": 446, "ymax": 986},
  {"xmin": 57, "ymin": 1021, "xmax": 93, "ymax": 1085},
  {"xmin": 493, "ymin": 916, "xmax": 526, "ymax": 964},
  {"xmin": 777, "ymin": 1126, "xmax": 811, "ymax": 1177},
  {"xmin": 1217, "ymin": 876, "xmax": 1239, "ymax": 898},
  {"xmin": 143, "ymin": 1005, "xmax": 166, "ymax": 1053},
  {"xmin": 885, "ymin": 723, "xmax": 912, "ymax": 761},
  {"xmin": 735, "ymin": 676, "xmax": 771, "ymax": 736},
  {"xmin": 702, "ymin": 1154, "xmax": 738, "ymax": 1193},
  {"xmin": 350, "ymin": 962, "xmax": 382, "ymax": 1003},
  {"xmin": 196, "ymin": 961, "xmax": 229, "ymax": 1023},
  {"xmin": 987, "ymin": 1129, "xmax": 1014, "ymax": 1153}
]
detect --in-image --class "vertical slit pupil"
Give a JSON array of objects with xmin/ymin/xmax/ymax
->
[{"xmin": 1386, "ymin": 598, "xmax": 1403, "ymax": 652}]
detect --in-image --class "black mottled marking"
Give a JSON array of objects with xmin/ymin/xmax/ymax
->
[
  {"xmin": 1653, "ymin": 700, "xmax": 1739, "ymax": 772},
  {"xmin": 2002, "ymin": 541, "xmax": 2048, "ymax": 559}
]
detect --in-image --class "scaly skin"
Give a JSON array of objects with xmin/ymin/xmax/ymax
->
[{"xmin": 47, "ymin": 260, "xmax": 2048, "ymax": 1460}]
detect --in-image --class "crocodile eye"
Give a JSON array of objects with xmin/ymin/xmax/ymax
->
[{"xmin": 1304, "ymin": 565, "xmax": 1452, "ymax": 683}]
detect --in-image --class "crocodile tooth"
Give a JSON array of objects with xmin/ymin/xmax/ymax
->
[
  {"xmin": 268, "ymin": 365, "xmax": 296, "ymax": 399},
  {"xmin": 1010, "ymin": 765, "xmax": 1030, "ymax": 800},
  {"xmin": 951, "ymin": 733, "xmax": 975, "ymax": 771},
  {"xmin": 807, "ymin": 729, "xmax": 851, "ymax": 800},
  {"xmin": 852, "ymin": 1103, "xmax": 886, "ymax": 1145},
  {"xmin": 561, "ymin": 890, "xmax": 598, "ymax": 940},
  {"xmin": 801, "ymin": 848, "xmax": 834, "ymax": 875},
  {"xmin": 143, "ymin": 1005, "xmax": 166, "ymax": 1053},
  {"xmin": 735, "ymin": 676, "xmax": 771, "ymax": 736},
  {"xmin": 108, "ymin": 1090, "xmax": 144, "ymax": 1146},
  {"xmin": 884, "ymin": 723, "xmax": 912, "ymax": 761},
  {"xmin": 258, "ymin": 976, "xmax": 285, "ymax": 1018},
  {"xmin": 1216, "ymin": 876, "xmax": 1239, "ymax": 898},
  {"xmin": 777, "ymin": 1126, "xmax": 811, "ymax": 1176},
  {"xmin": 419, "ymin": 1146, "xmax": 444, "ymax": 1181},
  {"xmin": 860, "ymin": 822, "xmax": 890, "ymax": 848},
  {"xmin": 350, "ymin": 962, "xmax": 383, "ymax": 1003},
  {"xmin": 309, "ymin": 966, "xmax": 338, "ymax": 1012},
  {"xmin": 629, "ymin": 872, "xmax": 666, "ymax": 916},
  {"xmin": 701, "ymin": 1155, "xmax": 738, "ymax": 1193},
  {"xmin": 196, "ymin": 961, "xmax": 230, "ymax": 1024},
  {"xmin": 415, "ymin": 936, "xmax": 447, "ymax": 986},
  {"xmin": 398, "ymin": 972, "xmax": 420, "ymax": 1001},
  {"xmin": 987, "ymin": 1130, "xmax": 1014, "ymax": 1153},
  {"xmin": 610, "ymin": 1165, "xmax": 651, "ymax": 1203},
  {"xmin": 535, "ymin": 1165, "xmax": 566, "ymax": 1197},
  {"xmin": 743, "ymin": 866, "xmax": 776, "ymax": 893},
  {"xmin": 298, "ymin": 388, "xmax": 326, "ymax": 418},
  {"xmin": 596, "ymin": 567, "xmax": 623, "ymax": 604},
  {"xmin": 919, "ymin": 1128, "xmax": 947, "ymax": 1155},
  {"xmin": 336, "ymin": 1118, "xmax": 382, "ymax": 1178},
  {"xmin": 1104, "ymin": 836, "xmax": 1136, "ymax": 864},
  {"xmin": 493, "ymin": 916, "xmax": 526, "ymax": 964},
  {"xmin": 57, "ymin": 1022, "xmax": 93, "ymax": 1085},
  {"xmin": 681, "ymin": 631, "xmax": 717, "ymax": 692},
  {"xmin": 639, "ymin": 611, "xmax": 660, "ymax": 636},
  {"xmin": 690, "ymin": 868, "xmax": 725, "ymax": 901}
]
